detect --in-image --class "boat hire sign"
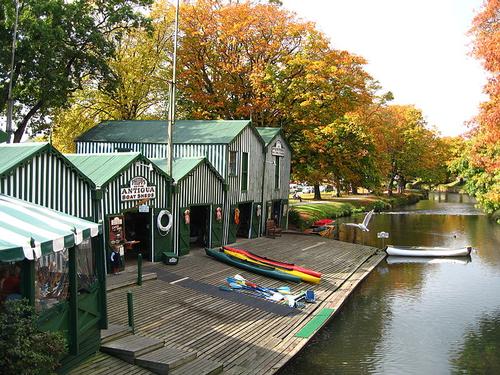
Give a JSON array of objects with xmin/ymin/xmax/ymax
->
[
  {"xmin": 271, "ymin": 140, "xmax": 285, "ymax": 157},
  {"xmin": 121, "ymin": 177, "xmax": 156, "ymax": 202}
]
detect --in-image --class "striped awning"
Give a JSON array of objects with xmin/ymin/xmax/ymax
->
[{"xmin": 0, "ymin": 194, "xmax": 101, "ymax": 262}]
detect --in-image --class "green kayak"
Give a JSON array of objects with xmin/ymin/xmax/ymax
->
[{"xmin": 205, "ymin": 248, "xmax": 301, "ymax": 283}]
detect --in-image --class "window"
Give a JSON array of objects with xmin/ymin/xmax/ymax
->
[
  {"xmin": 35, "ymin": 250, "xmax": 69, "ymax": 311},
  {"xmin": 229, "ymin": 151, "xmax": 238, "ymax": 176},
  {"xmin": 274, "ymin": 156, "xmax": 280, "ymax": 189},
  {"xmin": 76, "ymin": 239, "xmax": 97, "ymax": 292},
  {"xmin": 241, "ymin": 152, "xmax": 249, "ymax": 191}
]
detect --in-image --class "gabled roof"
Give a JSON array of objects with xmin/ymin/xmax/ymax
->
[
  {"xmin": 0, "ymin": 194, "xmax": 101, "ymax": 262},
  {"xmin": 151, "ymin": 157, "xmax": 224, "ymax": 183},
  {"xmin": 0, "ymin": 142, "xmax": 48, "ymax": 176},
  {"xmin": 65, "ymin": 153, "xmax": 171, "ymax": 189},
  {"xmin": 256, "ymin": 127, "xmax": 292, "ymax": 152},
  {"xmin": 256, "ymin": 127, "xmax": 281, "ymax": 146},
  {"xmin": 0, "ymin": 130, "xmax": 8, "ymax": 143},
  {"xmin": 76, "ymin": 120, "xmax": 253, "ymax": 145}
]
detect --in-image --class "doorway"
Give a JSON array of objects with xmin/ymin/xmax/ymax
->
[
  {"xmin": 272, "ymin": 200, "xmax": 282, "ymax": 227},
  {"xmin": 124, "ymin": 211, "xmax": 151, "ymax": 262},
  {"xmin": 189, "ymin": 205, "xmax": 210, "ymax": 249},
  {"xmin": 237, "ymin": 202, "xmax": 252, "ymax": 238}
]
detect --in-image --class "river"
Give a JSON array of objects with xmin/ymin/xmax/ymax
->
[{"xmin": 280, "ymin": 193, "xmax": 500, "ymax": 374}]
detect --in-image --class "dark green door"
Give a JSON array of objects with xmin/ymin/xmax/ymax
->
[
  {"xmin": 179, "ymin": 206, "xmax": 190, "ymax": 255},
  {"xmin": 154, "ymin": 208, "xmax": 173, "ymax": 261},
  {"xmin": 211, "ymin": 204, "xmax": 223, "ymax": 247},
  {"xmin": 251, "ymin": 202, "xmax": 261, "ymax": 238},
  {"xmin": 228, "ymin": 204, "xmax": 238, "ymax": 244}
]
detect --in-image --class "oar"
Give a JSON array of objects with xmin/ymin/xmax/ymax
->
[{"xmin": 233, "ymin": 274, "xmax": 291, "ymax": 295}]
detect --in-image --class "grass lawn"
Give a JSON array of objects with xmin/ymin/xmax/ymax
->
[{"xmin": 289, "ymin": 192, "xmax": 423, "ymax": 230}]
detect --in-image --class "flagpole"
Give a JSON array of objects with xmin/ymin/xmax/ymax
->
[
  {"xmin": 167, "ymin": 0, "xmax": 180, "ymax": 177},
  {"xmin": 6, "ymin": 0, "xmax": 20, "ymax": 144}
]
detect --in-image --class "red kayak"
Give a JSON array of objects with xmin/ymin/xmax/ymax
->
[
  {"xmin": 222, "ymin": 246, "xmax": 322, "ymax": 278},
  {"xmin": 313, "ymin": 219, "xmax": 335, "ymax": 226}
]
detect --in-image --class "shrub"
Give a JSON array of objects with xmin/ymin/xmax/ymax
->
[{"xmin": 0, "ymin": 299, "xmax": 66, "ymax": 375}]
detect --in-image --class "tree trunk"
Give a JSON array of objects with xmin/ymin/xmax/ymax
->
[
  {"xmin": 387, "ymin": 175, "xmax": 395, "ymax": 197},
  {"xmin": 13, "ymin": 100, "xmax": 44, "ymax": 143},
  {"xmin": 335, "ymin": 177, "xmax": 341, "ymax": 197},
  {"xmin": 313, "ymin": 183, "xmax": 322, "ymax": 200}
]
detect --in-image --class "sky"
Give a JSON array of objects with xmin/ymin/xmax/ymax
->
[{"xmin": 282, "ymin": 0, "xmax": 488, "ymax": 136}]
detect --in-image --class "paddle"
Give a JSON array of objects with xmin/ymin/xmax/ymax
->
[{"xmin": 233, "ymin": 274, "xmax": 291, "ymax": 294}]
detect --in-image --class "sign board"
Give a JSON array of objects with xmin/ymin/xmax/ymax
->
[
  {"xmin": 109, "ymin": 215, "xmax": 124, "ymax": 244},
  {"xmin": 377, "ymin": 231, "xmax": 389, "ymax": 239},
  {"xmin": 271, "ymin": 140, "xmax": 285, "ymax": 157},
  {"xmin": 138, "ymin": 204, "xmax": 150, "ymax": 213},
  {"xmin": 121, "ymin": 176, "xmax": 156, "ymax": 202}
]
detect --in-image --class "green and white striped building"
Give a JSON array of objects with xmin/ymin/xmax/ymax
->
[
  {"xmin": 65, "ymin": 153, "xmax": 173, "ymax": 264},
  {"xmin": 75, "ymin": 119, "xmax": 291, "ymax": 248},
  {"xmin": 0, "ymin": 142, "xmax": 95, "ymax": 219},
  {"xmin": 153, "ymin": 157, "xmax": 225, "ymax": 255},
  {"xmin": 0, "ymin": 194, "xmax": 106, "ymax": 372}
]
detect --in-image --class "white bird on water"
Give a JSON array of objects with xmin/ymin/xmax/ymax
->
[{"xmin": 344, "ymin": 209, "xmax": 375, "ymax": 232}]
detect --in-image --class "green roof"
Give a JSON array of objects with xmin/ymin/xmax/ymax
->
[
  {"xmin": 0, "ymin": 142, "xmax": 49, "ymax": 176},
  {"xmin": 0, "ymin": 194, "xmax": 101, "ymax": 262},
  {"xmin": 0, "ymin": 130, "xmax": 8, "ymax": 143},
  {"xmin": 65, "ymin": 153, "xmax": 143, "ymax": 187},
  {"xmin": 256, "ymin": 127, "xmax": 281, "ymax": 146},
  {"xmin": 76, "ymin": 120, "xmax": 252, "ymax": 144},
  {"xmin": 152, "ymin": 157, "xmax": 224, "ymax": 183}
]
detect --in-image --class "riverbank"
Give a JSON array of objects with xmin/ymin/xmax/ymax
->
[{"xmin": 289, "ymin": 192, "xmax": 423, "ymax": 230}]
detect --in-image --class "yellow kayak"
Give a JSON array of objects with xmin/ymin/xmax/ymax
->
[{"xmin": 223, "ymin": 248, "xmax": 321, "ymax": 284}]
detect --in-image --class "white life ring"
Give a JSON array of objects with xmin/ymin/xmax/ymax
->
[{"xmin": 157, "ymin": 210, "xmax": 173, "ymax": 233}]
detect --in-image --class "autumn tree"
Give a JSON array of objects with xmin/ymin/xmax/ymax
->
[{"xmin": 464, "ymin": 0, "xmax": 500, "ymax": 215}]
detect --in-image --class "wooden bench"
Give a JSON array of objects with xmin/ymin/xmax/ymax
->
[{"xmin": 266, "ymin": 219, "xmax": 282, "ymax": 238}]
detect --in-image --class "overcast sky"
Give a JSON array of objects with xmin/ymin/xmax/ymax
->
[{"xmin": 282, "ymin": 0, "xmax": 488, "ymax": 136}]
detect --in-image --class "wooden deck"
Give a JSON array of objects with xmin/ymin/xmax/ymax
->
[{"xmin": 70, "ymin": 234, "xmax": 385, "ymax": 374}]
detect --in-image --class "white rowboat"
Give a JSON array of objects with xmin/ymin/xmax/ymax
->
[{"xmin": 385, "ymin": 245, "xmax": 472, "ymax": 257}]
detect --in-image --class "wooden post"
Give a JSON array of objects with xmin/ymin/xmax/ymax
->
[
  {"xmin": 137, "ymin": 253, "xmax": 143, "ymax": 286},
  {"xmin": 93, "ymin": 235, "xmax": 108, "ymax": 329},
  {"xmin": 127, "ymin": 291, "xmax": 134, "ymax": 334},
  {"xmin": 68, "ymin": 246, "xmax": 79, "ymax": 355},
  {"xmin": 21, "ymin": 259, "xmax": 35, "ymax": 306}
]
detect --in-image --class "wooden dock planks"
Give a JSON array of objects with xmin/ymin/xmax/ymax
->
[{"xmin": 71, "ymin": 235, "xmax": 385, "ymax": 374}]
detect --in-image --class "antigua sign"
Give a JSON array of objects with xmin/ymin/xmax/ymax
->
[{"xmin": 121, "ymin": 177, "xmax": 156, "ymax": 202}]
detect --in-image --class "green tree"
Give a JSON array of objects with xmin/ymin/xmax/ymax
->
[
  {"xmin": 0, "ymin": 0, "xmax": 152, "ymax": 142},
  {"xmin": 0, "ymin": 299, "xmax": 66, "ymax": 375}
]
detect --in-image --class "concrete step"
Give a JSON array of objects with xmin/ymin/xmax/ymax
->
[
  {"xmin": 135, "ymin": 347, "xmax": 197, "ymax": 374},
  {"xmin": 169, "ymin": 357, "xmax": 223, "ymax": 375},
  {"xmin": 101, "ymin": 334, "xmax": 164, "ymax": 364},
  {"xmin": 100, "ymin": 324, "xmax": 132, "ymax": 344}
]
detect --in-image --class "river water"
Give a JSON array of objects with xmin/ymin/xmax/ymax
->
[{"xmin": 280, "ymin": 193, "xmax": 500, "ymax": 374}]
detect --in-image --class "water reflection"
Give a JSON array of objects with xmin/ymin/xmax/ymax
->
[{"xmin": 280, "ymin": 194, "xmax": 500, "ymax": 375}]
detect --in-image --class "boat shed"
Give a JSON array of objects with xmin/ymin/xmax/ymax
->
[
  {"xmin": 0, "ymin": 194, "xmax": 105, "ymax": 372},
  {"xmin": 64, "ymin": 153, "xmax": 173, "ymax": 266},
  {"xmin": 75, "ymin": 120, "xmax": 268, "ymax": 245},
  {"xmin": 256, "ymin": 127, "xmax": 292, "ymax": 231},
  {"xmin": 153, "ymin": 157, "xmax": 225, "ymax": 255},
  {"xmin": 0, "ymin": 142, "xmax": 95, "ymax": 219}
]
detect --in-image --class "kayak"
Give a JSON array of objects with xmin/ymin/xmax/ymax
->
[
  {"xmin": 386, "ymin": 245, "xmax": 472, "ymax": 257},
  {"xmin": 222, "ymin": 246, "xmax": 321, "ymax": 278},
  {"xmin": 205, "ymin": 248, "xmax": 301, "ymax": 283},
  {"xmin": 223, "ymin": 247, "xmax": 320, "ymax": 284}
]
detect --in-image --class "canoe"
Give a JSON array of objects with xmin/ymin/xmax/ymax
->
[
  {"xmin": 222, "ymin": 246, "xmax": 321, "ymax": 278},
  {"xmin": 222, "ymin": 247, "xmax": 321, "ymax": 284},
  {"xmin": 386, "ymin": 256, "xmax": 471, "ymax": 265},
  {"xmin": 385, "ymin": 245, "xmax": 472, "ymax": 257},
  {"xmin": 205, "ymin": 248, "xmax": 301, "ymax": 283}
]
